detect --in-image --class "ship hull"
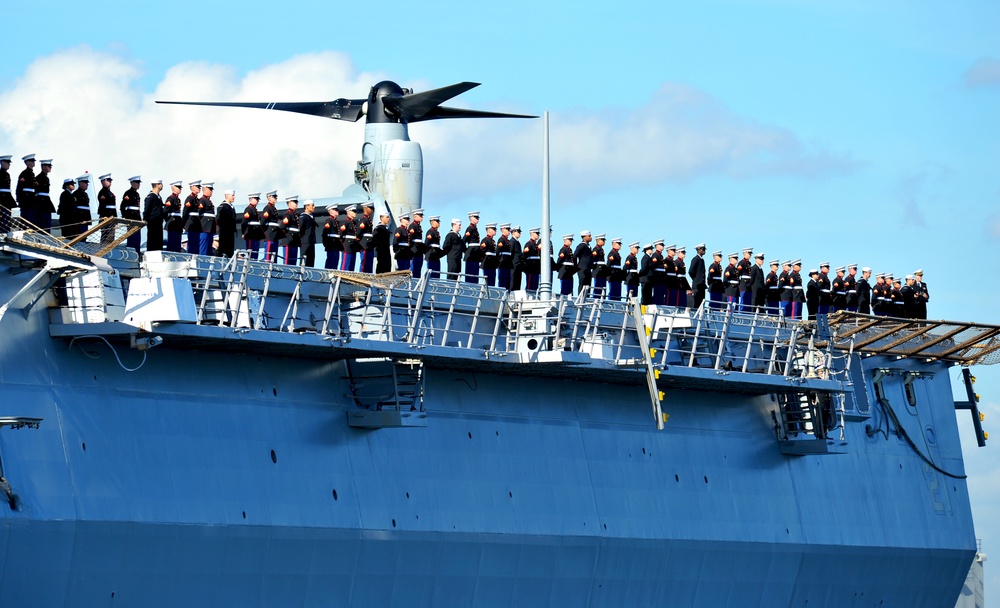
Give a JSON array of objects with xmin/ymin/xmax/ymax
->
[{"xmin": 0, "ymin": 269, "xmax": 976, "ymax": 606}]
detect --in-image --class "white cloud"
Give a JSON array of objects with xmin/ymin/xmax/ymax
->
[
  {"xmin": 420, "ymin": 82, "xmax": 859, "ymax": 204},
  {"xmin": 0, "ymin": 47, "xmax": 380, "ymax": 198},
  {"xmin": 1, "ymin": 47, "xmax": 857, "ymax": 210}
]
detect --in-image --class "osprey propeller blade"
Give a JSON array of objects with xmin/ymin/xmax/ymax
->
[
  {"xmin": 158, "ymin": 80, "xmax": 535, "ymax": 125},
  {"xmin": 155, "ymin": 98, "xmax": 367, "ymax": 122},
  {"xmin": 381, "ymin": 81, "xmax": 537, "ymax": 122}
]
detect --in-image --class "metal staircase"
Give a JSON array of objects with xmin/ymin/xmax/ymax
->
[
  {"xmin": 773, "ymin": 391, "xmax": 848, "ymax": 455},
  {"xmin": 346, "ymin": 358, "xmax": 427, "ymax": 428}
]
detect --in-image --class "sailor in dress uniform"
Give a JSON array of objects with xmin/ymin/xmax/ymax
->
[
  {"xmin": 261, "ymin": 190, "xmax": 281, "ymax": 263},
  {"xmin": 0, "ymin": 154, "xmax": 16, "ymax": 231},
  {"xmin": 216, "ymin": 189, "xmax": 237, "ymax": 258},
  {"xmin": 15, "ymin": 154, "xmax": 36, "ymax": 226},
  {"xmin": 33, "ymin": 159, "xmax": 55, "ymax": 233},
  {"xmin": 424, "ymin": 215, "xmax": 443, "ymax": 279},
  {"xmin": 164, "ymin": 181, "xmax": 185, "ymax": 252},
  {"xmin": 281, "ymin": 196, "xmax": 300, "ymax": 265},
  {"xmin": 591, "ymin": 234, "xmax": 607, "ymax": 298},
  {"xmin": 479, "ymin": 223, "xmax": 499, "ymax": 287},
  {"xmin": 339, "ymin": 205, "xmax": 359, "ymax": 271},
  {"xmin": 408, "ymin": 209, "xmax": 425, "ymax": 278},
  {"xmin": 143, "ymin": 179, "xmax": 165, "ymax": 252},
  {"xmin": 556, "ymin": 234, "xmax": 576, "ymax": 296},
  {"xmin": 462, "ymin": 211, "xmax": 482, "ymax": 283},
  {"xmin": 197, "ymin": 182, "xmax": 216, "ymax": 256},
  {"xmin": 605, "ymin": 237, "xmax": 623, "ymax": 301},
  {"xmin": 241, "ymin": 193, "xmax": 264, "ymax": 259},
  {"xmin": 321, "ymin": 206, "xmax": 342, "ymax": 269},
  {"xmin": 57, "ymin": 177, "xmax": 78, "ymax": 237},
  {"xmin": 121, "ymin": 176, "xmax": 143, "ymax": 256},
  {"xmin": 522, "ymin": 228, "xmax": 541, "ymax": 291}
]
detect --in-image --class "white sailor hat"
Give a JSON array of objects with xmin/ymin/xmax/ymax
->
[
  {"xmin": 22, "ymin": 153, "xmax": 35, "ymax": 162},
  {"xmin": 40, "ymin": 159, "xmax": 53, "ymax": 166},
  {"xmin": 644, "ymin": 243, "xmax": 654, "ymax": 250},
  {"xmin": 485, "ymin": 222, "xmax": 497, "ymax": 230},
  {"xmin": 595, "ymin": 233, "xmax": 606, "ymax": 240},
  {"xmin": 303, "ymin": 199, "xmax": 314, "ymax": 206},
  {"xmin": 345, "ymin": 204, "xmax": 357, "ymax": 212},
  {"xmin": 666, "ymin": 244, "xmax": 676, "ymax": 251},
  {"xmin": 169, "ymin": 180, "xmax": 183, "ymax": 187},
  {"xmin": 769, "ymin": 259, "xmax": 779, "ymax": 266},
  {"xmin": 224, "ymin": 188, "xmax": 235, "ymax": 195},
  {"xmin": 819, "ymin": 261, "xmax": 830, "ymax": 268},
  {"xmin": 563, "ymin": 233, "xmax": 575, "ymax": 240},
  {"xmin": 809, "ymin": 268, "xmax": 819, "ymax": 276},
  {"xmin": 755, "ymin": 252, "xmax": 765, "ymax": 259},
  {"xmin": 266, "ymin": 190, "xmax": 277, "ymax": 197},
  {"xmin": 612, "ymin": 237, "xmax": 622, "ymax": 244},
  {"xmin": 511, "ymin": 225, "xmax": 521, "ymax": 232},
  {"xmin": 128, "ymin": 175, "xmax": 141, "ymax": 182},
  {"xmin": 695, "ymin": 243, "xmax": 706, "ymax": 250},
  {"xmin": 77, "ymin": 174, "xmax": 90, "ymax": 182},
  {"xmin": 500, "ymin": 222, "xmax": 511, "ymax": 230},
  {"xmin": 743, "ymin": 247, "xmax": 753, "ymax": 253},
  {"xmin": 905, "ymin": 274, "xmax": 914, "ymax": 280},
  {"xmin": 380, "ymin": 210, "xmax": 390, "ymax": 217},
  {"xmin": 580, "ymin": 230, "xmax": 591, "ymax": 237},
  {"xmin": 429, "ymin": 215, "xmax": 441, "ymax": 222},
  {"xmin": 284, "ymin": 194, "xmax": 297, "ymax": 202},
  {"xmin": 412, "ymin": 208, "xmax": 424, "ymax": 216},
  {"xmin": 452, "ymin": 218, "xmax": 463, "ymax": 225},
  {"xmin": 202, "ymin": 182, "xmax": 215, "ymax": 189},
  {"xmin": 862, "ymin": 266, "xmax": 871, "ymax": 273},
  {"xmin": 151, "ymin": 178, "xmax": 163, "ymax": 185},
  {"xmin": 248, "ymin": 192, "xmax": 261, "ymax": 199},
  {"xmin": 99, "ymin": 173, "xmax": 112, "ymax": 181},
  {"xmin": 629, "ymin": 241, "xmax": 640, "ymax": 249},
  {"xmin": 189, "ymin": 180, "xmax": 202, "ymax": 187},
  {"xmin": 793, "ymin": 259, "xmax": 802, "ymax": 266},
  {"xmin": 62, "ymin": 177, "xmax": 75, "ymax": 186},
  {"xmin": 0, "ymin": 155, "xmax": 11, "ymax": 162},
  {"xmin": 728, "ymin": 252, "xmax": 739, "ymax": 259},
  {"xmin": 914, "ymin": 269, "xmax": 924, "ymax": 276},
  {"xmin": 653, "ymin": 239, "xmax": 664, "ymax": 246},
  {"xmin": 468, "ymin": 210, "xmax": 480, "ymax": 218}
]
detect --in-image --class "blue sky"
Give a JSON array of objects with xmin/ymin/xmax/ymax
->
[{"xmin": 3, "ymin": 0, "xmax": 1000, "ymax": 594}]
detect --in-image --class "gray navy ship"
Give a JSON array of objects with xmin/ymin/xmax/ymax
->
[{"xmin": 0, "ymin": 81, "xmax": 995, "ymax": 606}]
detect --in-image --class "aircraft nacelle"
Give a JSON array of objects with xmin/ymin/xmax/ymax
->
[
  {"xmin": 358, "ymin": 123, "xmax": 422, "ymax": 220},
  {"xmin": 156, "ymin": 80, "xmax": 534, "ymax": 223}
]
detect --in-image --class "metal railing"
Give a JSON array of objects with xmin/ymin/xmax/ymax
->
[{"xmin": 56, "ymin": 251, "xmax": 847, "ymax": 386}]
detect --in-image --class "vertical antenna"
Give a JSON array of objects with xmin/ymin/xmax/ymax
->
[{"xmin": 539, "ymin": 111, "xmax": 552, "ymax": 299}]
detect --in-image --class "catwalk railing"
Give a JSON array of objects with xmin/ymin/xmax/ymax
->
[{"xmin": 123, "ymin": 251, "xmax": 849, "ymax": 389}]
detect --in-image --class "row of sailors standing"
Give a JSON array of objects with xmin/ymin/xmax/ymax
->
[
  {"xmin": 700, "ymin": 250, "xmax": 930, "ymax": 320},
  {"xmin": 317, "ymin": 207, "xmax": 539, "ymax": 287},
  {"xmin": 230, "ymin": 189, "xmax": 316, "ymax": 265},
  {"xmin": 1, "ymin": 154, "xmax": 57, "ymax": 232}
]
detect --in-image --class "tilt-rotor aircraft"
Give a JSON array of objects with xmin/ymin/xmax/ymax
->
[{"xmin": 157, "ymin": 81, "xmax": 536, "ymax": 221}]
